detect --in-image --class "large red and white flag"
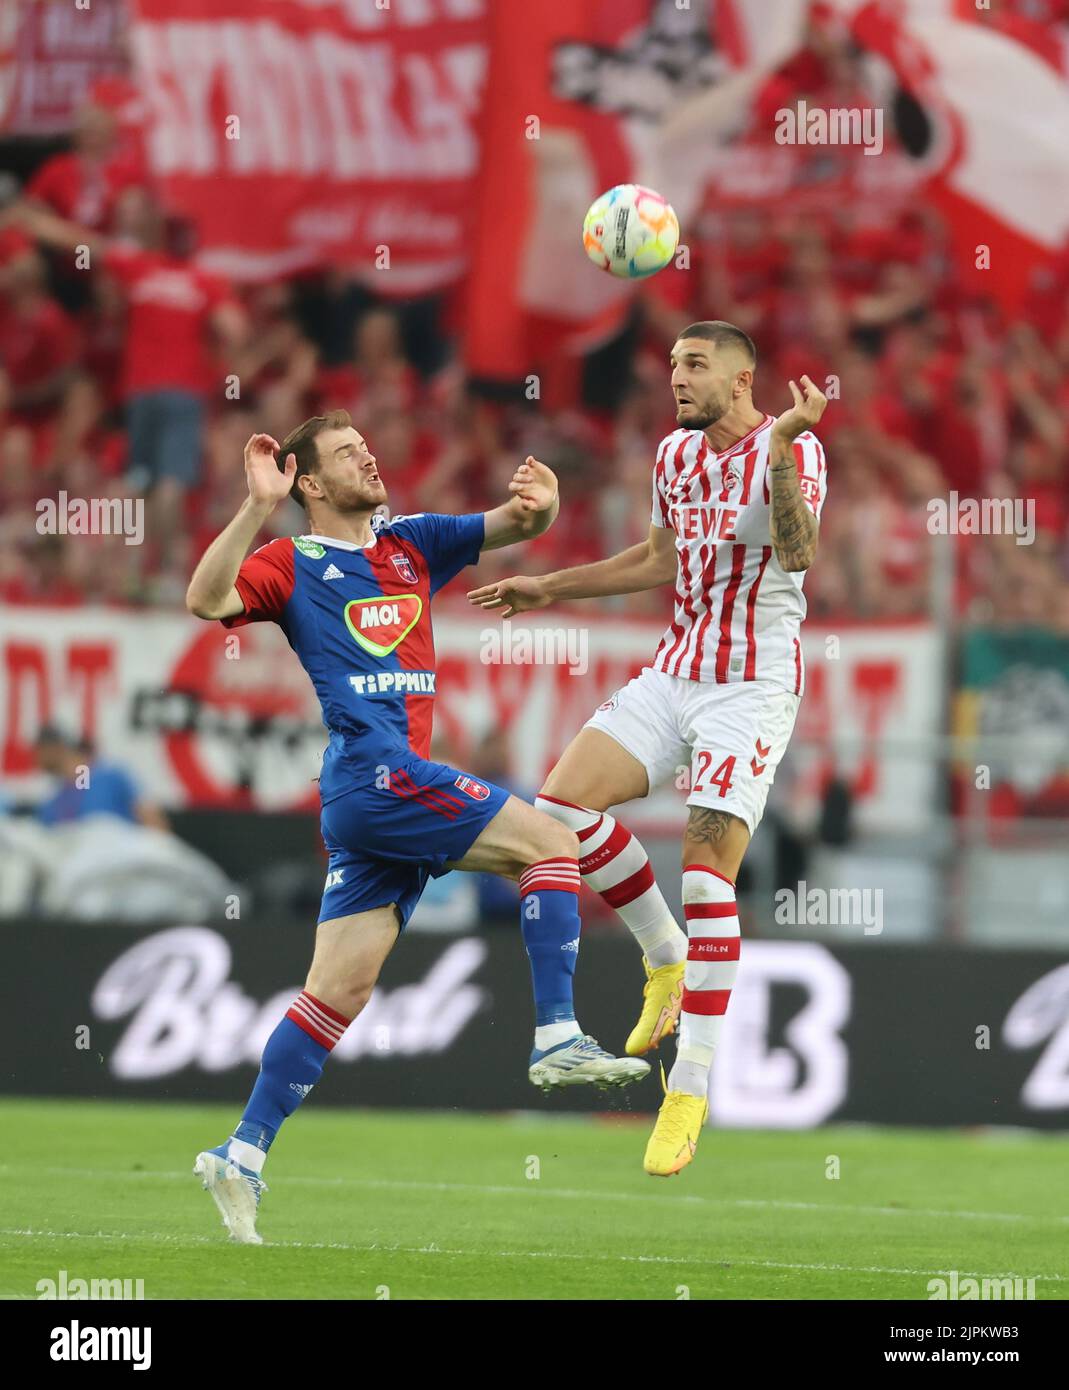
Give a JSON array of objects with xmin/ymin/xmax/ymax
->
[
  {"xmin": 464, "ymin": 0, "xmax": 807, "ymax": 385},
  {"xmin": 127, "ymin": 0, "xmax": 489, "ymax": 290},
  {"xmin": 464, "ymin": 0, "xmax": 637, "ymax": 384},
  {"xmin": 839, "ymin": 0, "xmax": 1069, "ymax": 312}
]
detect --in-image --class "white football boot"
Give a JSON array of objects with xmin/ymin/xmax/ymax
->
[
  {"xmin": 528, "ymin": 1034, "xmax": 650, "ymax": 1092},
  {"xmin": 193, "ymin": 1147, "xmax": 268, "ymax": 1245}
]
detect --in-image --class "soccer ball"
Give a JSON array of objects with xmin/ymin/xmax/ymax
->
[{"xmin": 582, "ymin": 184, "xmax": 679, "ymax": 279}]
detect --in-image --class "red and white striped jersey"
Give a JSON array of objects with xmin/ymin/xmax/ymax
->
[{"xmin": 650, "ymin": 415, "xmax": 827, "ymax": 695}]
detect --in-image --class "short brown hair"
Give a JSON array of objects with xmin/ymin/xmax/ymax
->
[
  {"xmin": 278, "ymin": 409, "xmax": 352, "ymax": 510},
  {"xmin": 679, "ymin": 320, "xmax": 756, "ymax": 367}
]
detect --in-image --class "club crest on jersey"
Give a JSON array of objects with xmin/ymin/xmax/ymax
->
[
  {"xmin": 391, "ymin": 553, "xmax": 418, "ymax": 585},
  {"xmin": 454, "ymin": 775, "xmax": 490, "ymax": 801},
  {"xmin": 344, "ymin": 594, "xmax": 423, "ymax": 657}
]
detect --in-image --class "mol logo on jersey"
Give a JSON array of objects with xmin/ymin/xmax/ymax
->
[{"xmin": 344, "ymin": 594, "xmax": 423, "ymax": 657}]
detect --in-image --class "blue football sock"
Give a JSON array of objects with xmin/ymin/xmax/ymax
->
[
  {"xmin": 230, "ymin": 991, "xmax": 350, "ymax": 1154},
  {"xmin": 518, "ymin": 859, "xmax": 583, "ymax": 1027}
]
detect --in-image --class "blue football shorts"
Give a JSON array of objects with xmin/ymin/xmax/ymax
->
[{"xmin": 317, "ymin": 750, "xmax": 510, "ymax": 929}]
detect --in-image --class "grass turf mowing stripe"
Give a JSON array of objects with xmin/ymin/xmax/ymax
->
[
  {"xmin": 0, "ymin": 1164, "xmax": 1064, "ymax": 1227},
  {"xmin": 3, "ymin": 1228, "xmax": 1064, "ymax": 1285}
]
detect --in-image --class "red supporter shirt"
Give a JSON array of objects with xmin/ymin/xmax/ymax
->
[
  {"xmin": 26, "ymin": 152, "xmax": 143, "ymax": 231},
  {"xmin": 103, "ymin": 246, "xmax": 232, "ymax": 397},
  {"xmin": 0, "ymin": 296, "xmax": 78, "ymax": 418}
]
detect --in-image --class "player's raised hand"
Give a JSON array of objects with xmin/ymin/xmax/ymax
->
[
  {"xmin": 467, "ymin": 575, "xmax": 552, "ymax": 618},
  {"xmin": 244, "ymin": 433, "xmax": 296, "ymax": 506},
  {"xmin": 772, "ymin": 375, "xmax": 828, "ymax": 441},
  {"xmin": 509, "ymin": 456, "xmax": 558, "ymax": 512}
]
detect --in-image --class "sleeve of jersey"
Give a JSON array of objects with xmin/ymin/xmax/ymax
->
[
  {"xmin": 219, "ymin": 538, "xmax": 296, "ymax": 628},
  {"xmin": 651, "ymin": 439, "xmax": 672, "ymax": 528},
  {"xmin": 793, "ymin": 434, "xmax": 828, "ymax": 520},
  {"xmin": 391, "ymin": 512, "xmax": 485, "ymax": 595}
]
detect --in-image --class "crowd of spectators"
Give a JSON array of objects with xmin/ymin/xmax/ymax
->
[{"xmin": 1, "ymin": 65, "xmax": 1067, "ymax": 631}]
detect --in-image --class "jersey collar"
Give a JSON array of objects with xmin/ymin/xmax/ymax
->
[
  {"xmin": 302, "ymin": 531, "xmax": 377, "ymax": 552},
  {"xmin": 711, "ymin": 413, "xmax": 775, "ymax": 459}
]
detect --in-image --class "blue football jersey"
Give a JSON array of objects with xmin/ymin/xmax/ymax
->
[{"xmin": 222, "ymin": 511, "xmax": 484, "ymax": 803}]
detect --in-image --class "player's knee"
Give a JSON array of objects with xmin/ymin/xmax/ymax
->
[
  {"xmin": 681, "ymin": 808, "xmax": 749, "ymax": 879},
  {"xmin": 527, "ymin": 815, "xmax": 580, "ymax": 868},
  {"xmin": 304, "ymin": 969, "xmax": 378, "ymax": 1020},
  {"xmin": 336, "ymin": 982, "xmax": 376, "ymax": 1019},
  {"xmin": 342, "ymin": 982, "xmax": 375, "ymax": 1017},
  {"xmin": 681, "ymin": 838, "xmax": 732, "ymax": 870},
  {"xmin": 538, "ymin": 769, "xmax": 567, "ymax": 800}
]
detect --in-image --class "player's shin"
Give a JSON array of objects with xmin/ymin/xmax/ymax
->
[
  {"xmin": 534, "ymin": 796, "xmax": 686, "ymax": 966},
  {"xmin": 668, "ymin": 866, "xmax": 740, "ymax": 1099},
  {"xmin": 223, "ymin": 990, "xmax": 352, "ymax": 1172},
  {"xmin": 519, "ymin": 858, "xmax": 583, "ymax": 1050}
]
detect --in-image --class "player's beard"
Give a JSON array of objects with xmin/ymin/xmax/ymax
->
[
  {"xmin": 676, "ymin": 394, "xmax": 728, "ymax": 430},
  {"xmin": 321, "ymin": 474, "xmax": 388, "ymax": 513}
]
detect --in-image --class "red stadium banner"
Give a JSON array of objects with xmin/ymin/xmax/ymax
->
[
  {"xmin": 0, "ymin": 0, "xmax": 129, "ymax": 135},
  {"xmin": 0, "ymin": 606, "xmax": 944, "ymax": 834},
  {"xmin": 126, "ymin": 0, "xmax": 489, "ymax": 289}
]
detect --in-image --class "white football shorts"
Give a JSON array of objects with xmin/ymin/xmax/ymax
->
[{"xmin": 584, "ymin": 666, "xmax": 800, "ymax": 835}]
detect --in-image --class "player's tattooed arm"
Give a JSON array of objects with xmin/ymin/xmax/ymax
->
[
  {"xmin": 768, "ymin": 375, "xmax": 826, "ymax": 573},
  {"xmin": 768, "ymin": 444, "xmax": 818, "ymax": 573}
]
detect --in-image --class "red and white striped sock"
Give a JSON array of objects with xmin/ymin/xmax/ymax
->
[
  {"xmin": 668, "ymin": 866, "xmax": 741, "ymax": 1099},
  {"xmin": 535, "ymin": 795, "xmax": 687, "ymax": 967}
]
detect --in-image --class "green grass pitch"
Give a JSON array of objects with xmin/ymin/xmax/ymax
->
[{"xmin": 0, "ymin": 1098, "xmax": 1065, "ymax": 1300}]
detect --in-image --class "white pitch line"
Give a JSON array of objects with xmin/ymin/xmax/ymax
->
[
  {"xmin": 0, "ymin": 1227, "xmax": 1064, "ymax": 1285},
  {"xmin": 0, "ymin": 1164, "xmax": 1063, "ymax": 1228}
]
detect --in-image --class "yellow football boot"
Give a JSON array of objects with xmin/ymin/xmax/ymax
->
[
  {"xmin": 643, "ymin": 1069, "xmax": 708, "ymax": 1177},
  {"xmin": 625, "ymin": 957, "xmax": 685, "ymax": 1056}
]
